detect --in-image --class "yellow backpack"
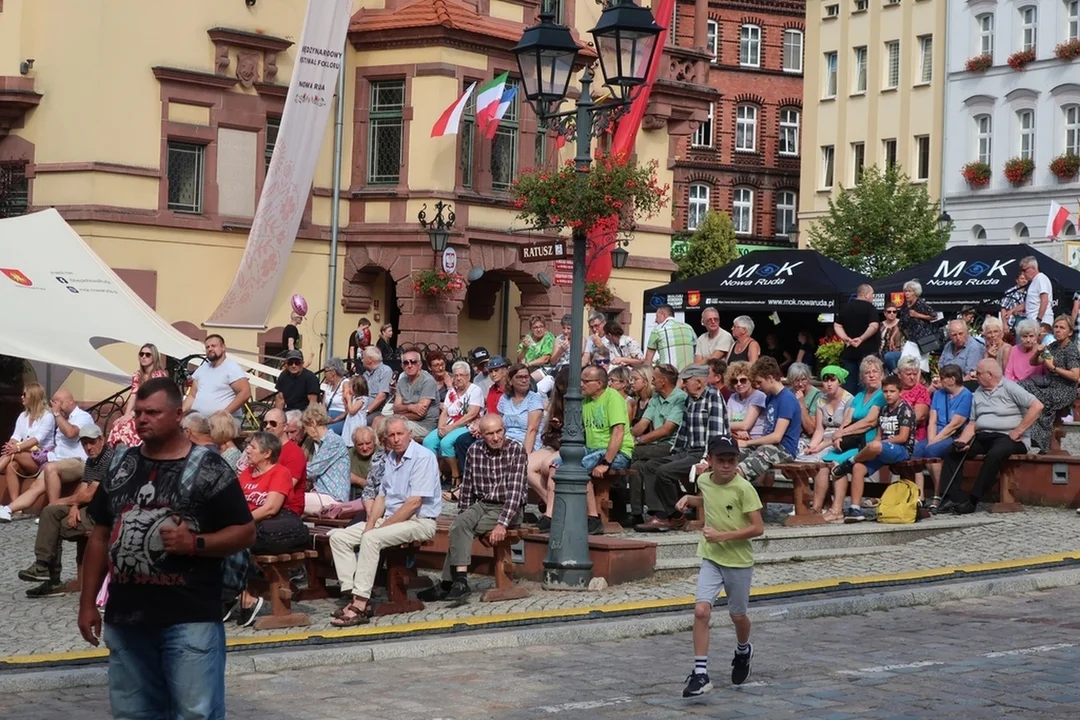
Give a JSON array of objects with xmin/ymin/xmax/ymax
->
[{"xmin": 876, "ymin": 479, "xmax": 920, "ymax": 524}]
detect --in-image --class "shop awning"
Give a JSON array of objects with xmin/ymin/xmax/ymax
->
[
  {"xmin": 643, "ymin": 249, "xmax": 872, "ymax": 314},
  {"xmin": 0, "ymin": 210, "xmax": 279, "ymax": 390}
]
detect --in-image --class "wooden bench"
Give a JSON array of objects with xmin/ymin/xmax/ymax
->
[
  {"xmin": 478, "ymin": 526, "xmax": 537, "ymax": 603},
  {"xmin": 63, "ymin": 534, "xmax": 91, "ymax": 594},
  {"xmin": 772, "ymin": 462, "xmax": 829, "ymax": 526},
  {"xmin": 250, "ymin": 549, "xmax": 320, "ymax": 630},
  {"xmin": 593, "ymin": 469, "xmax": 629, "ymax": 534}
]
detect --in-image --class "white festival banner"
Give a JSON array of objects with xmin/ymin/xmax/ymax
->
[{"xmin": 206, "ymin": 0, "xmax": 353, "ymax": 328}]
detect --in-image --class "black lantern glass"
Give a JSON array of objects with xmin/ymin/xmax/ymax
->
[
  {"xmin": 428, "ymin": 226, "xmax": 450, "ymax": 253},
  {"xmin": 938, "ymin": 211, "xmax": 952, "ymax": 231},
  {"xmin": 513, "ymin": 10, "xmax": 580, "ymax": 111},
  {"xmin": 611, "ymin": 245, "xmax": 629, "ymax": 269},
  {"xmin": 589, "ymin": 0, "xmax": 661, "ymax": 101}
]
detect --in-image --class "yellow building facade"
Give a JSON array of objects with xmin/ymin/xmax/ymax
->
[
  {"xmin": 797, "ymin": 0, "xmax": 945, "ymax": 240},
  {"xmin": 0, "ymin": 0, "xmax": 710, "ymax": 402}
]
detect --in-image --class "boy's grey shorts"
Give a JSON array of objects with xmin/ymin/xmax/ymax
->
[{"xmin": 695, "ymin": 559, "xmax": 753, "ymax": 615}]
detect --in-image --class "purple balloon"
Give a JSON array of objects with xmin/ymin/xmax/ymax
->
[{"xmin": 291, "ymin": 294, "xmax": 308, "ymax": 317}]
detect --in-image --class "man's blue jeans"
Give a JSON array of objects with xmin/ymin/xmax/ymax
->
[
  {"xmin": 582, "ymin": 449, "xmax": 631, "ymax": 472},
  {"xmin": 104, "ymin": 622, "xmax": 226, "ymax": 719}
]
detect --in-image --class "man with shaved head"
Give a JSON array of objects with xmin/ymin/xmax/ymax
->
[
  {"xmin": 420, "ymin": 415, "xmax": 527, "ymax": 601},
  {"xmin": 937, "ymin": 359, "xmax": 1043, "ymax": 515},
  {"xmin": 262, "ymin": 408, "xmax": 307, "ymax": 511}
]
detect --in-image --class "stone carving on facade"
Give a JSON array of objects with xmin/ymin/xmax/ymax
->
[
  {"xmin": 264, "ymin": 52, "xmax": 279, "ymax": 83},
  {"xmin": 235, "ymin": 51, "xmax": 261, "ymax": 88},
  {"xmin": 670, "ymin": 59, "xmax": 698, "ymax": 84},
  {"xmin": 206, "ymin": 28, "xmax": 293, "ymax": 89},
  {"xmin": 641, "ymin": 113, "xmax": 667, "ymax": 131},
  {"xmin": 214, "ymin": 44, "xmax": 231, "ymax": 76}
]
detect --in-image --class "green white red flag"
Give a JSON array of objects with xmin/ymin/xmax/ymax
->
[{"xmin": 474, "ymin": 72, "xmax": 509, "ymax": 131}]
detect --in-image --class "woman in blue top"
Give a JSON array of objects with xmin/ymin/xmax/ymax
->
[
  {"xmin": 914, "ymin": 363, "xmax": 972, "ymax": 511},
  {"xmin": 497, "ymin": 363, "xmax": 545, "ymax": 452}
]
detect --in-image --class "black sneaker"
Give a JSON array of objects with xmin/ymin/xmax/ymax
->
[
  {"xmin": 25, "ymin": 580, "xmax": 65, "ymax": 598},
  {"xmin": 682, "ymin": 673, "xmax": 712, "ymax": 697},
  {"xmin": 236, "ymin": 596, "xmax": 264, "ymax": 628},
  {"xmin": 418, "ymin": 582, "xmax": 451, "ymax": 602},
  {"xmin": 537, "ymin": 516, "xmax": 551, "ymax": 532},
  {"xmin": 445, "ymin": 579, "xmax": 471, "ymax": 602},
  {"xmin": 830, "ymin": 460, "xmax": 853, "ymax": 481},
  {"xmin": 222, "ymin": 598, "xmax": 241, "ymax": 622},
  {"xmin": 587, "ymin": 516, "xmax": 605, "ymax": 535},
  {"xmin": 731, "ymin": 645, "xmax": 754, "ymax": 685},
  {"xmin": 18, "ymin": 562, "xmax": 52, "ymax": 582}
]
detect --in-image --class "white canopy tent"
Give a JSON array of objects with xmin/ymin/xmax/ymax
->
[{"xmin": 0, "ymin": 210, "xmax": 279, "ymax": 392}]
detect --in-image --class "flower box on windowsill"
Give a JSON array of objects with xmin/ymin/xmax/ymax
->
[
  {"xmin": 1055, "ymin": 39, "xmax": 1080, "ymax": 61},
  {"xmin": 1003, "ymin": 157, "xmax": 1035, "ymax": 187},
  {"xmin": 1050, "ymin": 153, "xmax": 1080, "ymax": 182},
  {"xmin": 1007, "ymin": 49, "xmax": 1036, "ymax": 71},
  {"xmin": 965, "ymin": 54, "xmax": 993, "ymax": 72},
  {"xmin": 961, "ymin": 161, "xmax": 992, "ymax": 189}
]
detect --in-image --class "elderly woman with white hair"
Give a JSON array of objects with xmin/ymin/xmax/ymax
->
[
  {"xmin": 1005, "ymin": 318, "xmax": 1046, "ymax": 382},
  {"xmin": 423, "ymin": 360, "xmax": 483, "ymax": 497},
  {"xmin": 980, "ymin": 316, "xmax": 1011, "ymax": 369},
  {"xmin": 787, "ymin": 362, "xmax": 822, "ymax": 439},
  {"xmin": 321, "ymin": 356, "xmax": 349, "ymax": 435},
  {"xmin": 1021, "ymin": 314, "xmax": 1080, "ymax": 453},
  {"xmin": 897, "ymin": 279, "xmax": 938, "ymax": 371},
  {"xmin": 727, "ymin": 316, "xmax": 760, "ymax": 364}
]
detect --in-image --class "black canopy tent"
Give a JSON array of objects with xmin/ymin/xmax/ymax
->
[
  {"xmin": 643, "ymin": 249, "xmax": 872, "ymax": 314},
  {"xmin": 873, "ymin": 244, "xmax": 1080, "ymax": 313}
]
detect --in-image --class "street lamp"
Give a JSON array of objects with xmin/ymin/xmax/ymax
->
[
  {"xmin": 937, "ymin": 211, "xmax": 952, "ymax": 232},
  {"xmin": 787, "ymin": 229, "xmax": 800, "ymax": 247},
  {"xmin": 418, "ymin": 201, "xmax": 455, "ymax": 255},
  {"xmin": 513, "ymin": 0, "xmax": 658, "ymax": 590},
  {"xmin": 611, "ymin": 241, "xmax": 630, "ymax": 269}
]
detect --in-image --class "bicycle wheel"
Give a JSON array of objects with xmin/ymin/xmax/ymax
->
[{"xmin": 243, "ymin": 401, "xmax": 273, "ymax": 433}]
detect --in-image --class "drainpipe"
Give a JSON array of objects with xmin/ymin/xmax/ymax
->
[
  {"xmin": 499, "ymin": 280, "xmax": 511, "ymax": 358},
  {"xmin": 938, "ymin": 1, "xmax": 950, "ymax": 243},
  {"xmin": 326, "ymin": 42, "xmax": 346, "ymax": 357}
]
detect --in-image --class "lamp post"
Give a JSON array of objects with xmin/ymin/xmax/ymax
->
[
  {"xmin": 418, "ymin": 201, "xmax": 455, "ymax": 257},
  {"xmin": 513, "ymin": 0, "xmax": 660, "ymax": 589}
]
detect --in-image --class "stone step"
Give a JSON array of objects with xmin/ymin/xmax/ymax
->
[{"xmin": 652, "ymin": 545, "xmax": 902, "ymax": 580}]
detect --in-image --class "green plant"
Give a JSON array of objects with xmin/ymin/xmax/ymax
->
[
  {"xmin": 510, "ymin": 151, "xmax": 669, "ymax": 235},
  {"xmin": 412, "ymin": 269, "xmax": 465, "ymax": 299},
  {"xmin": 1055, "ymin": 39, "xmax": 1080, "ymax": 60},
  {"xmin": 965, "ymin": 54, "xmax": 993, "ymax": 72},
  {"xmin": 1008, "ymin": 48, "xmax": 1036, "ymax": 70},
  {"xmin": 1003, "ymin": 156, "xmax": 1035, "ymax": 186},
  {"xmin": 1050, "ymin": 153, "xmax": 1080, "ymax": 180},
  {"xmin": 815, "ymin": 336, "xmax": 845, "ymax": 368},
  {"xmin": 962, "ymin": 161, "xmax": 992, "ymax": 187},
  {"xmin": 584, "ymin": 281, "xmax": 616, "ymax": 309},
  {"xmin": 674, "ymin": 210, "xmax": 739, "ymax": 280}
]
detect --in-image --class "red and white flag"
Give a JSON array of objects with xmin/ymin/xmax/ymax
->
[
  {"xmin": 431, "ymin": 82, "xmax": 476, "ymax": 138},
  {"xmin": 1046, "ymin": 200, "xmax": 1072, "ymax": 239}
]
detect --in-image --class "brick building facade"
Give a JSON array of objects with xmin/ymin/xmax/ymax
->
[{"xmin": 671, "ymin": 0, "xmax": 806, "ymax": 249}]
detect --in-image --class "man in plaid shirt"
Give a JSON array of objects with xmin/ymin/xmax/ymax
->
[
  {"xmin": 420, "ymin": 415, "xmax": 527, "ymax": 602},
  {"xmin": 635, "ymin": 365, "xmax": 728, "ymax": 532},
  {"xmin": 645, "ymin": 304, "xmax": 697, "ymax": 370}
]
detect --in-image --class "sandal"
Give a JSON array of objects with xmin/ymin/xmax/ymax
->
[
  {"xmin": 331, "ymin": 601, "xmax": 372, "ymax": 626},
  {"xmin": 442, "ymin": 486, "xmax": 461, "ymax": 503},
  {"xmin": 929, "ymin": 496, "xmax": 941, "ymax": 514},
  {"xmin": 823, "ymin": 510, "xmax": 844, "ymax": 523}
]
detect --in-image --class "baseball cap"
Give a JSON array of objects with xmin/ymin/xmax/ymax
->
[
  {"xmin": 284, "ymin": 350, "xmax": 304, "ymax": 362},
  {"xmin": 487, "ymin": 355, "xmax": 510, "ymax": 370},
  {"xmin": 470, "ymin": 347, "xmax": 491, "ymax": 363},
  {"xmin": 707, "ymin": 435, "xmax": 739, "ymax": 456},
  {"xmin": 79, "ymin": 424, "xmax": 103, "ymax": 441},
  {"xmin": 678, "ymin": 364, "xmax": 709, "ymax": 380}
]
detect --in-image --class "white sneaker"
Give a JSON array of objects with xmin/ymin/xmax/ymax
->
[{"xmin": 0, "ymin": 506, "xmax": 12, "ymax": 523}]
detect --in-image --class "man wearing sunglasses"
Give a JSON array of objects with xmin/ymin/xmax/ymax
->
[
  {"xmin": 274, "ymin": 350, "xmax": 320, "ymax": 412},
  {"xmin": 393, "ymin": 350, "xmax": 440, "ymax": 441}
]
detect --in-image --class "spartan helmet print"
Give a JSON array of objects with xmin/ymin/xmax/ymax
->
[{"xmin": 135, "ymin": 482, "xmax": 156, "ymax": 508}]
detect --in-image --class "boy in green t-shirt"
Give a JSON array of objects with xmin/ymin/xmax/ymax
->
[{"xmin": 675, "ymin": 435, "xmax": 764, "ymax": 697}]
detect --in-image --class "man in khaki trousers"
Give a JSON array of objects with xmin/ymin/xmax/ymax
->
[{"xmin": 328, "ymin": 416, "xmax": 441, "ymax": 626}]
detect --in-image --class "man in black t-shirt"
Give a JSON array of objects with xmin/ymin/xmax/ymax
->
[
  {"xmin": 275, "ymin": 350, "xmax": 321, "ymax": 411},
  {"xmin": 834, "ymin": 284, "xmax": 881, "ymax": 392},
  {"xmin": 78, "ymin": 377, "xmax": 254, "ymax": 720}
]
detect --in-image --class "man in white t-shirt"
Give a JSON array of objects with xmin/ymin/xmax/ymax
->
[
  {"xmin": 1021, "ymin": 256, "xmax": 1054, "ymax": 326},
  {"xmin": 182, "ymin": 334, "xmax": 252, "ymax": 417},
  {"xmin": 694, "ymin": 307, "xmax": 735, "ymax": 363}
]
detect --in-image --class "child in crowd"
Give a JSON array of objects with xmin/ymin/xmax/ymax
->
[
  {"xmin": 356, "ymin": 317, "xmax": 372, "ymax": 350},
  {"xmin": 734, "ymin": 356, "xmax": 802, "ymax": 481},
  {"xmin": 676, "ymin": 435, "xmax": 764, "ymax": 697},
  {"xmin": 830, "ymin": 374, "xmax": 915, "ymax": 522}
]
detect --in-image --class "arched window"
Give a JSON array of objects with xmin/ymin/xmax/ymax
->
[
  {"xmin": 1066, "ymin": 105, "xmax": 1080, "ymax": 156},
  {"xmin": 688, "ymin": 183, "xmax": 710, "ymax": 230},
  {"xmin": 775, "ymin": 191, "xmax": 797, "ymax": 236},
  {"xmin": 1017, "ymin": 109, "xmax": 1035, "ymax": 161},
  {"xmin": 733, "ymin": 187, "xmax": 754, "ymax": 235},
  {"xmin": 736, "ymin": 105, "xmax": 758, "ymax": 152},
  {"xmin": 977, "ymin": 13, "xmax": 994, "ymax": 58},
  {"xmin": 1014, "ymin": 222, "xmax": 1030, "ymax": 240},
  {"xmin": 1069, "ymin": 1, "xmax": 1079, "ymax": 42},
  {"xmin": 975, "ymin": 114, "xmax": 993, "ymax": 165},
  {"xmin": 1020, "ymin": 6, "xmax": 1038, "ymax": 52},
  {"xmin": 779, "ymin": 108, "xmax": 800, "ymax": 156},
  {"xmin": 1063, "ymin": 220, "xmax": 1077, "ymax": 237},
  {"xmin": 972, "ymin": 225, "xmax": 987, "ymax": 242},
  {"xmin": 740, "ymin": 25, "xmax": 761, "ymax": 67},
  {"xmin": 707, "ymin": 20, "xmax": 719, "ymax": 61}
]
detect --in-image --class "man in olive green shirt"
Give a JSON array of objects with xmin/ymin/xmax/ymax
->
[{"xmin": 625, "ymin": 364, "xmax": 687, "ymax": 526}]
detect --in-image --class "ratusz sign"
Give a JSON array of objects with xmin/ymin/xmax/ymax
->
[{"xmin": 519, "ymin": 241, "xmax": 569, "ymax": 263}]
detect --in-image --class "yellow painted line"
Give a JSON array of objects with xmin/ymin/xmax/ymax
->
[{"xmin": 4, "ymin": 551, "xmax": 1079, "ymax": 666}]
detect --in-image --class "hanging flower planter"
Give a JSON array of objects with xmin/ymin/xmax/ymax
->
[
  {"xmin": 1055, "ymin": 39, "xmax": 1080, "ymax": 61},
  {"xmin": 1050, "ymin": 153, "xmax": 1080, "ymax": 181},
  {"xmin": 412, "ymin": 269, "xmax": 465, "ymax": 299},
  {"xmin": 1003, "ymin": 157, "xmax": 1035, "ymax": 186},
  {"xmin": 584, "ymin": 281, "xmax": 616, "ymax": 309},
  {"xmin": 965, "ymin": 54, "xmax": 993, "ymax": 72},
  {"xmin": 961, "ymin": 161, "xmax": 992, "ymax": 188},
  {"xmin": 1007, "ymin": 48, "xmax": 1036, "ymax": 71}
]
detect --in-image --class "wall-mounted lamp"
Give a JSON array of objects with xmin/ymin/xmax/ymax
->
[
  {"xmin": 938, "ymin": 211, "xmax": 952, "ymax": 232},
  {"xmin": 467, "ymin": 266, "xmax": 486, "ymax": 282},
  {"xmin": 418, "ymin": 201, "xmax": 455, "ymax": 255},
  {"xmin": 536, "ymin": 272, "xmax": 553, "ymax": 289},
  {"xmin": 611, "ymin": 240, "xmax": 630, "ymax": 270},
  {"xmin": 245, "ymin": 0, "xmax": 257, "ymax": 7},
  {"xmin": 19, "ymin": 59, "xmax": 35, "ymax": 75}
]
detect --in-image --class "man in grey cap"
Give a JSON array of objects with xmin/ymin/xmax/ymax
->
[
  {"xmin": 635, "ymin": 364, "xmax": 728, "ymax": 532},
  {"xmin": 17, "ymin": 425, "xmax": 114, "ymax": 597},
  {"xmin": 275, "ymin": 349, "xmax": 320, "ymax": 412}
]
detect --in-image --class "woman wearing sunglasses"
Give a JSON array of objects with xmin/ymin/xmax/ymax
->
[
  {"xmin": 724, "ymin": 361, "xmax": 765, "ymax": 442},
  {"xmin": 880, "ymin": 304, "xmax": 904, "ymax": 372},
  {"xmin": 107, "ymin": 343, "xmax": 168, "ymax": 448}
]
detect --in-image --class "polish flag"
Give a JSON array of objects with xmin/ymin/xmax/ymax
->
[
  {"xmin": 482, "ymin": 85, "xmax": 519, "ymax": 139},
  {"xmin": 1046, "ymin": 200, "xmax": 1072, "ymax": 239},
  {"xmin": 431, "ymin": 82, "xmax": 477, "ymax": 138},
  {"xmin": 474, "ymin": 72, "xmax": 510, "ymax": 132}
]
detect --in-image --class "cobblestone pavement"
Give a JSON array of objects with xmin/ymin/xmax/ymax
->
[
  {"xmin": 9, "ymin": 585, "xmax": 1080, "ymax": 719},
  {"xmin": 1, "ymin": 507, "xmax": 1078, "ymax": 658}
]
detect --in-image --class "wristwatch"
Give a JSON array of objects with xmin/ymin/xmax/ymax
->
[{"xmin": 194, "ymin": 535, "xmax": 205, "ymax": 554}]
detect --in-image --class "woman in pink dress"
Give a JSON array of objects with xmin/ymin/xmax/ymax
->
[
  {"xmin": 1004, "ymin": 319, "xmax": 1047, "ymax": 383},
  {"xmin": 107, "ymin": 343, "xmax": 168, "ymax": 448}
]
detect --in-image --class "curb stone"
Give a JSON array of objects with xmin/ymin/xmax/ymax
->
[{"xmin": 3, "ymin": 566, "xmax": 1079, "ymax": 693}]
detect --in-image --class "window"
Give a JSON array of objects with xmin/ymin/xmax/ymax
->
[
  {"xmin": 976, "ymin": 114, "xmax": 993, "ymax": 165},
  {"xmin": 779, "ymin": 108, "xmax": 800, "ymax": 156},
  {"xmin": 1070, "ymin": 2, "xmax": 1079, "ymax": 42},
  {"xmin": 0, "ymin": 163, "xmax": 29, "ymax": 218},
  {"xmin": 166, "ymin": 141, "xmax": 205, "ymax": 214},
  {"xmin": 822, "ymin": 145, "xmax": 835, "ymax": 188},
  {"xmin": 1021, "ymin": 7, "xmax": 1037, "ymax": 52},
  {"xmin": 736, "ymin": 105, "xmax": 758, "ymax": 152},
  {"xmin": 688, "ymin": 183, "xmax": 710, "ymax": 230},
  {"xmin": 783, "ymin": 30, "xmax": 804, "ymax": 72},
  {"xmin": 461, "ymin": 88, "xmax": 477, "ymax": 188},
  {"xmin": 918, "ymin": 35, "xmax": 933, "ymax": 84},
  {"xmin": 824, "ymin": 52, "xmax": 838, "ymax": 98},
  {"xmin": 693, "ymin": 102, "xmax": 714, "ymax": 148},
  {"xmin": 740, "ymin": 25, "xmax": 761, "ymax": 67},
  {"xmin": 368, "ymin": 79, "xmax": 405, "ymax": 185},
  {"xmin": 853, "ymin": 46, "xmax": 868, "ymax": 93},
  {"xmin": 1018, "ymin": 109, "xmax": 1035, "ymax": 162},
  {"xmin": 885, "ymin": 40, "xmax": 900, "ymax": 89},
  {"xmin": 915, "ymin": 135, "xmax": 930, "ymax": 180},
  {"xmin": 855, "ymin": 0, "xmax": 868, "ymax": 11},
  {"xmin": 733, "ymin": 187, "xmax": 754, "ymax": 235},
  {"xmin": 883, "ymin": 139, "xmax": 898, "ymax": 169},
  {"xmin": 1066, "ymin": 105, "xmax": 1080, "ymax": 155},
  {"xmin": 1016, "ymin": 223, "xmax": 1031, "ymax": 239},
  {"xmin": 1064, "ymin": 221, "xmax": 1078, "ymax": 237},
  {"xmin": 535, "ymin": 131, "xmax": 547, "ymax": 169},
  {"xmin": 978, "ymin": 14, "xmax": 994, "ymax": 58},
  {"xmin": 973, "ymin": 225, "xmax": 987, "ymax": 242},
  {"xmin": 852, "ymin": 142, "xmax": 865, "ymax": 184},
  {"xmin": 265, "ymin": 116, "xmax": 280, "ymax": 174},
  {"xmin": 490, "ymin": 78, "xmax": 520, "ymax": 190},
  {"xmin": 707, "ymin": 20, "xmax": 719, "ymax": 61},
  {"xmin": 551, "ymin": 0, "xmax": 564, "ymax": 24},
  {"xmin": 775, "ymin": 191, "xmax": 797, "ymax": 236},
  {"xmin": 825, "ymin": 4, "xmax": 839, "ymax": 18}
]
